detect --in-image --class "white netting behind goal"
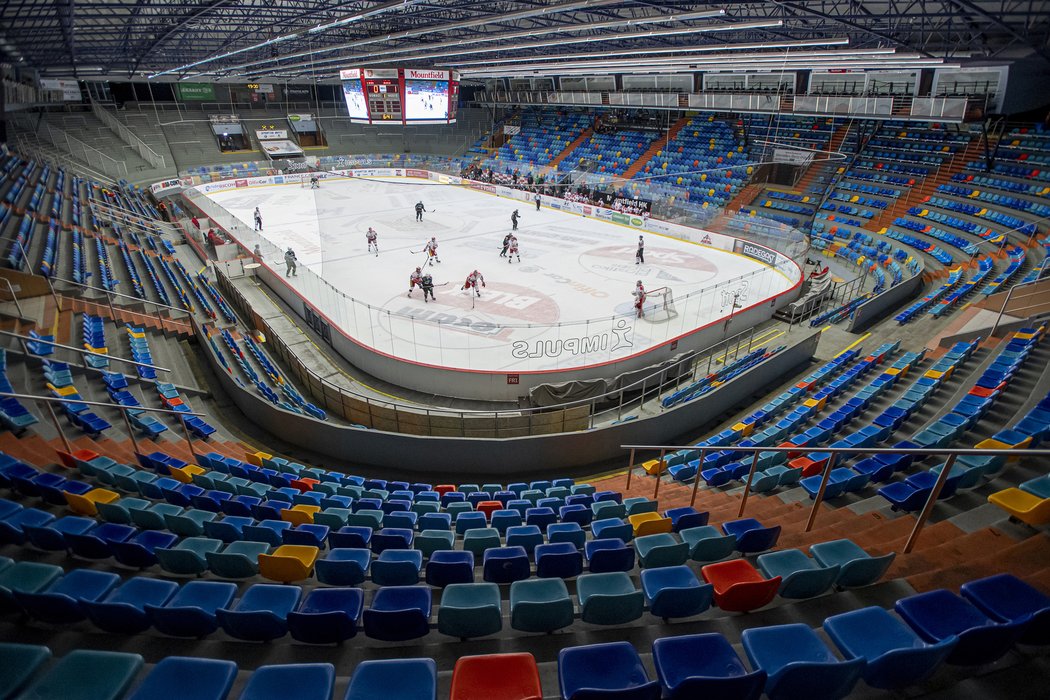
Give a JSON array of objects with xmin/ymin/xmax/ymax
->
[{"xmin": 642, "ymin": 286, "xmax": 677, "ymax": 322}]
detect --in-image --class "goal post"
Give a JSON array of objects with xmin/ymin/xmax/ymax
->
[{"xmin": 642, "ymin": 286, "xmax": 677, "ymax": 322}]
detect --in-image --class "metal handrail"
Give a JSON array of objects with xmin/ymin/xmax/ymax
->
[
  {"xmin": 1, "ymin": 390, "xmax": 205, "ymax": 457},
  {"xmin": 621, "ymin": 443, "xmax": 1047, "ymax": 554},
  {"xmin": 0, "ymin": 328, "xmax": 171, "ymax": 373}
]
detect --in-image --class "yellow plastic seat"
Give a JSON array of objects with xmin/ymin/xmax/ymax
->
[
  {"xmin": 642, "ymin": 458, "xmax": 668, "ymax": 475},
  {"xmin": 732, "ymin": 421, "xmax": 753, "ymax": 437},
  {"xmin": 975, "ymin": 435, "xmax": 1032, "ymax": 460},
  {"xmin": 245, "ymin": 451, "xmax": 272, "ymax": 467},
  {"xmin": 258, "ymin": 544, "xmax": 320, "ymax": 582},
  {"xmin": 803, "ymin": 396, "xmax": 826, "ymax": 411},
  {"xmin": 988, "ymin": 489, "xmax": 1050, "ymax": 526},
  {"xmin": 47, "ymin": 384, "xmax": 79, "ymax": 397},
  {"xmin": 65, "ymin": 488, "xmax": 120, "ymax": 516},
  {"xmin": 169, "ymin": 464, "xmax": 206, "ymax": 483},
  {"xmin": 923, "ymin": 369, "xmax": 945, "ymax": 381},
  {"xmin": 281, "ymin": 504, "xmax": 320, "ymax": 525},
  {"xmin": 628, "ymin": 512, "xmax": 673, "ymax": 537}
]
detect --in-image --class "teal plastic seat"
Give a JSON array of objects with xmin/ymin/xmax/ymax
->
[
  {"xmin": 0, "ymin": 642, "xmax": 51, "ymax": 699},
  {"xmin": 437, "ymin": 582, "xmax": 502, "ymax": 639},
  {"xmin": 641, "ymin": 565, "xmax": 714, "ymax": 620},
  {"xmin": 97, "ymin": 496, "xmax": 150, "ymax": 524},
  {"xmin": 346, "ymin": 509, "xmax": 383, "ymax": 529},
  {"xmin": 13, "ymin": 569, "xmax": 120, "ymax": 624},
  {"xmin": 156, "ymin": 537, "xmax": 224, "ymax": 576},
  {"xmin": 757, "ymin": 549, "xmax": 841, "ymax": 599},
  {"xmin": 240, "ymin": 663, "xmax": 334, "ymax": 700},
  {"xmin": 314, "ymin": 507, "xmax": 351, "ymax": 529},
  {"xmin": 371, "ymin": 550, "xmax": 423, "ymax": 586},
  {"xmin": 510, "ymin": 578, "xmax": 575, "ymax": 633},
  {"xmin": 592, "ymin": 501, "xmax": 627, "ymax": 520},
  {"xmin": 462, "ymin": 527, "xmax": 501, "ymax": 557},
  {"xmin": 129, "ymin": 502, "xmax": 183, "ymax": 530},
  {"xmin": 624, "ymin": 496, "xmax": 658, "ymax": 515},
  {"xmin": 18, "ymin": 649, "xmax": 144, "ymax": 700},
  {"xmin": 0, "ymin": 562, "xmax": 63, "ymax": 605},
  {"xmin": 164, "ymin": 509, "xmax": 217, "ymax": 537},
  {"xmin": 547, "ymin": 522, "xmax": 585, "ymax": 549},
  {"xmin": 680, "ymin": 525, "xmax": 737, "ymax": 562},
  {"xmin": 415, "ymin": 530, "xmax": 455, "ymax": 558},
  {"xmin": 127, "ymin": 656, "xmax": 238, "ymax": 700},
  {"xmin": 591, "ymin": 517, "xmax": 633, "ymax": 542},
  {"xmin": 634, "ymin": 533, "xmax": 689, "ymax": 568},
  {"xmin": 809, "ymin": 539, "xmax": 896, "ymax": 588},
  {"xmin": 345, "ymin": 659, "xmax": 437, "ymax": 700},
  {"xmin": 205, "ymin": 540, "xmax": 270, "ymax": 578},
  {"xmin": 577, "ymin": 571, "xmax": 644, "ymax": 625},
  {"xmin": 144, "ymin": 580, "xmax": 238, "ymax": 638}
]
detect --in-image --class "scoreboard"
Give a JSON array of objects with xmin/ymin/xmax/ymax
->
[{"xmin": 339, "ymin": 67, "xmax": 459, "ymax": 125}]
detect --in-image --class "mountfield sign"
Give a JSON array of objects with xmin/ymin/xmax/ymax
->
[
  {"xmin": 734, "ymin": 240, "xmax": 779, "ymax": 266},
  {"xmin": 177, "ymin": 83, "xmax": 216, "ymax": 101},
  {"xmin": 405, "ymin": 68, "xmax": 450, "ymax": 81}
]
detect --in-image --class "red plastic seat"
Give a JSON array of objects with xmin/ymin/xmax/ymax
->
[
  {"xmin": 450, "ymin": 652, "xmax": 542, "ymax": 700},
  {"xmin": 701, "ymin": 559, "xmax": 781, "ymax": 613},
  {"xmin": 56, "ymin": 449, "xmax": 99, "ymax": 470},
  {"xmin": 289, "ymin": 478, "xmax": 318, "ymax": 493},
  {"xmin": 476, "ymin": 501, "xmax": 503, "ymax": 520},
  {"xmin": 434, "ymin": 485, "xmax": 456, "ymax": 496}
]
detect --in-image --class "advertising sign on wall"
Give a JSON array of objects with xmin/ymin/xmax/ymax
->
[{"xmin": 176, "ymin": 82, "xmax": 217, "ymax": 101}]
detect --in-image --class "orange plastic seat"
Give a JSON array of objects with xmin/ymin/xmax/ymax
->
[
  {"xmin": 476, "ymin": 501, "xmax": 503, "ymax": 519},
  {"xmin": 289, "ymin": 478, "xmax": 319, "ymax": 493},
  {"xmin": 701, "ymin": 558, "xmax": 781, "ymax": 613},
  {"xmin": 628, "ymin": 512, "xmax": 673, "ymax": 537},
  {"xmin": 450, "ymin": 652, "xmax": 542, "ymax": 700}
]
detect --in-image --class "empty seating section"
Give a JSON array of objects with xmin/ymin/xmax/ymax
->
[{"xmin": 478, "ymin": 109, "xmax": 592, "ymax": 174}]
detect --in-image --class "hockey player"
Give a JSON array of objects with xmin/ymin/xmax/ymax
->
[
  {"xmin": 633, "ymin": 280, "xmax": 646, "ymax": 318},
  {"xmin": 421, "ymin": 272, "xmax": 436, "ymax": 302},
  {"xmin": 408, "ymin": 267, "xmax": 423, "ymax": 297},
  {"xmin": 500, "ymin": 233, "xmax": 511, "ymax": 258},
  {"xmin": 366, "ymin": 227, "xmax": 379, "ymax": 256},
  {"xmin": 415, "ymin": 200, "xmax": 427, "ymax": 222},
  {"xmin": 534, "ymin": 192, "xmax": 541, "ymax": 211},
  {"xmin": 511, "ymin": 209, "xmax": 520, "ymax": 230},
  {"xmin": 424, "ymin": 236, "xmax": 441, "ymax": 265},
  {"xmin": 636, "ymin": 235, "xmax": 645, "ymax": 265},
  {"xmin": 310, "ymin": 175, "xmax": 320, "ymax": 189},
  {"xmin": 507, "ymin": 234, "xmax": 520, "ymax": 264},
  {"xmin": 463, "ymin": 269, "xmax": 486, "ymax": 297},
  {"xmin": 284, "ymin": 247, "xmax": 297, "ymax": 277},
  {"xmin": 254, "ymin": 207, "xmax": 263, "ymax": 231}
]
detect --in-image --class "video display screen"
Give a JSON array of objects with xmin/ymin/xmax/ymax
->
[
  {"xmin": 404, "ymin": 79, "xmax": 449, "ymax": 121},
  {"xmin": 339, "ymin": 69, "xmax": 369, "ymax": 122}
]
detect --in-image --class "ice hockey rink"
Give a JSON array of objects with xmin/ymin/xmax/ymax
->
[{"xmin": 203, "ymin": 175, "xmax": 797, "ymax": 373}]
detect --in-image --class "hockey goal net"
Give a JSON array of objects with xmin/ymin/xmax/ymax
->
[
  {"xmin": 298, "ymin": 172, "xmax": 323, "ymax": 188},
  {"xmin": 641, "ymin": 286, "xmax": 677, "ymax": 322}
]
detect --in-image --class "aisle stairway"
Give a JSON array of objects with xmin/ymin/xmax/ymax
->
[
  {"xmin": 548, "ymin": 127, "xmax": 594, "ymax": 169},
  {"xmin": 621, "ymin": 117, "xmax": 691, "ymax": 181}
]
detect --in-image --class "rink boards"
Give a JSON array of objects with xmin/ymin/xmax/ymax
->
[{"xmin": 190, "ymin": 168, "xmax": 802, "ymax": 401}]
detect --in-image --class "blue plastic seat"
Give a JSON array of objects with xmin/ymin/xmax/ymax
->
[
  {"xmin": 328, "ymin": 525, "xmax": 373, "ymax": 549},
  {"xmin": 315, "ymin": 548, "xmax": 371, "ymax": 586},
  {"xmin": 664, "ymin": 507, "xmax": 708, "ymax": 532},
  {"xmin": 145, "ymin": 580, "xmax": 238, "ymax": 638},
  {"xmin": 287, "ymin": 587, "xmax": 364, "ymax": 644},
  {"xmin": 809, "ymin": 539, "xmax": 895, "ymax": 588},
  {"xmin": 344, "ymin": 658, "xmax": 437, "ymax": 700},
  {"xmin": 547, "ymin": 522, "xmax": 586, "ymax": 549},
  {"xmin": 363, "ymin": 585, "xmax": 431, "ymax": 641},
  {"xmin": 652, "ymin": 633, "xmax": 766, "ymax": 700},
  {"xmin": 240, "ymin": 663, "xmax": 334, "ymax": 700},
  {"xmin": 437, "ymin": 582, "xmax": 502, "ymax": 639},
  {"xmin": 721, "ymin": 518, "xmax": 781, "ymax": 553},
  {"xmin": 82, "ymin": 576, "xmax": 179, "ymax": 634},
  {"xmin": 13, "ymin": 569, "xmax": 120, "ymax": 624},
  {"xmin": 216, "ymin": 583, "xmax": 302, "ymax": 641},
  {"xmin": 65, "ymin": 522, "xmax": 136, "ymax": 559},
  {"xmin": 127, "ymin": 657, "xmax": 238, "ymax": 700},
  {"xmin": 641, "ymin": 565, "xmax": 713, "ymax": 620},
  {"xmin": 535, "ymin": 541, "xmax": 583, "ymax": 578},
  {"xmin": 425, "ymin": 550, "xmax": 474, "ymax": 587},
  {"xmin": 824, "ymin": 605, "xmax": 956, "ymax": 689},
  {"xmin": 896, "ymin": 588, "xmax": 1027, "ymax": 664},
  {"xmin": 961, "ymin": 573, "xmax": 1050, "ymax": 645},
  {"xmin": 17, "ymin": 649, "xmax": 144, "ymax": 700},
  {"xmin": 371, "ymin": 549, "xmax": 423, "ymax": 586},
  {"xmin": 510, "ymin": 577, "xmax": 575, "ymax": 633},
  {"xmin": 742, "ymin": 622, "xmax": 865, "ymax": 700},
  {"xmin": 591, "ymin": 517, "xmax": 632, "ymax": 542},
  {"xmin": 577, "ymin": 571, "xmax": 644, "ymax": 625},
  {"xmin": 371, "ymin": 527, "xmax": 413, "ymax": 554},
  {"xmin": 415, "ymin": 529, "xmax": 455, "ymax": 558},
  {"xmin": 585, "ymin": 538, "xmax": 635, "ymax": 573},
  {"xmin": 506, "ymin": 524, "xmax": 544, "ymax": 555},
  {"xmin": 283, "ymin": 523, "xmax": 330, "ymax": 549},
  {"xmin": 490, "ymin": 509, "xmax": 523, "ymax": 533},
  {"xmin": 757, "ymin": 548, "xmax": 840, "ymax": 599},
  {"xmin": 483, "ymin": 545, "xmax": 531, "ymax": 584},
  {"xmin": 22, "ymin": 515, "xmax": 94, "ymax": 551},
  {"xmin": 558, "ymin": 641, "xmax": 661, "ymax": 700}
]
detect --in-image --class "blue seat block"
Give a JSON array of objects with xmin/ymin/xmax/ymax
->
[
  {"xmin": 558, "ymin": 641, "xmax": 661, "ymax": 700},
  {"xmin": 344, "ymin": 658, "xmax": 437, "ymax": 700},
  {"xmin": 653, "ymin": 633, "xmax": 766, "ymax": 700},
  {"xmin": 363, "ymin": 585, "xmax": 431, "ymax": 641},
  {"xmin": 14, "ymin": 569, "xmax": 121, "ymax": 624},
  {"xmin": 641, "ymin": 565, "xmax": 714, "ymax": 620},
  {"xmin": 240, "ymin": 663, "xmax": 334, "ymax": 700},
  {"xmin": 961, "ymin": 573, "xmax": 1050, "ymax": 646},
  {"xmin": 145, "ymin": 580, "xmax": 238, "ymax": 638},
  {"xmin": 287, "ymin": 587, "xmax": 364, "ymax": 644},
  {"xmin": 895, "ymin": 589, "xmax": 1026, "ymax": 665},
  {"xmin": 425, "ymin": 550, "xmax": 474, "ymax": 587},
  {"xmin": 216, "ymin": 583, "xmax": 302, "ymax": 642},
  {"xmin": 127, "ymin": 657, "xmax": 238, "ymax": 700},
  {"xmin": 742, "ymin": 622, "xmax": 865, "ymax": 700}
]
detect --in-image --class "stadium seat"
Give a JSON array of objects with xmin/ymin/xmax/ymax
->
[
  {"xmin": 437, "ymin": 582, "xmax": 502, "ymax": 639},
  {"xmin": 652, "ymin": 633, "xmax": 766, "ymax": 700},
  {"xmin": 535, "ymin": 541, "xmax": 583, "ymax": 578},
  {"xmin": 345, "ymin": 658, "xmax": 437, "ymax": 700},
  {"xmin": 961, "ymin": 573, "xmax": 1050, "ymax": 645},
  {"xmin": 757, "ymin": 548, "xmax": 841, "ymax": 598},
  {"xmin": 577, "ymin": 571, "xmax": 644, "ymax": 625},
  {"xmin": 510, "ymin": 577, "xmax": 575, "ymax": 633},
  {"xmin": 558, "ymin": 641, "xmax": 661, "ymax": 700},
  {"xmin": 13, "ymin": 569, "xmax": 119, "ymax": 624},
  {"xmin": 809, "ymin": 538, "xmax": 896, "ymax": 588},
  {"xmin": 640, "ymin": 565, "xmax": 713, "ymax": 620},
  {"xmin": 823, "ymin": 606, "xmax": 956, "ymax": 689},
  {"xmin": 483, "ymin": 546, "xmax": 531, "ymax": 584},
  {"xmin": 287, "ymin": 587, "xmax": 364, "ymax": 644},
  {"xmin": 216, "ymin": 583, "xmax": 302, "ymax": 642},
  {"xmin": 82, "ymin": 576, "xmax": 179, "ymax": 634},
  {"xmin": 371, "ymin": 549, "xmax": 423, "ymax": 586},
  {"xmin": 680, "ymin": 525, "xmax": 737, "ymax": 562},
  {"xmin": 584, "ymin": 537, "xmax": 636, "ymax": 572},
  {"xmin": 363, "ymin": 585, "xmax": 431, "ymax": 641},
  {"xmin": 701, "ymin": 559, "xmax": 781, "ymax": 613},
  {"xmin": 17, "ymin": 649, "xmax": 144, "ymax": 700},
  {"xmin": 895, "ymin": 589, "xmax": 1026, "ymax": 665},
  {"xmin": 742, "ymin": 623, "xmax": 865, "ymax": 700},
  {"xmin": 240, "ymin": 663, "xmax": 334, "ymax": 700},
  {"xmin": 425, "ymin": 550, "xmax": 475, "ymax": 587},
  {"xmin": 0, "ymin": 642, "xmax": 51, "ymax": 699},
  {"xmin": 127, "ymin": 657, "xmax": 238, "ymax": 700},
  {"xmin": 145, "ymin": 580, "xmax": 238, "ymax": 638},
  {"xmin": 634, "ymin": 533, "xmax": 688, "ymax": 568},
  {"xmin": 449, "ymin": 652, "xmax": 542, "ymax": 700}
]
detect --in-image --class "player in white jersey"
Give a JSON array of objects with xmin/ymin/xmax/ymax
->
[
  {"xmin": 463, "ymin": 269, "xmax": 485, "ymax": 297},
  {"xmin": 424, "ymin": 236, "xmax": 441, "ymax": 265},
  {"xmin": 366, "ymin": 227, "xmax": 378, "ymax": 256},
  {"xmin": 633, "ymin": 280, "xmax": 647, "ymax": 318},
  {"xmin": 408, "ymin": 267, "xmax": 423, "ymax": 297},
  {"xmin": 507, "ymin": 234, "xmax": 520, "ymax": 264}
]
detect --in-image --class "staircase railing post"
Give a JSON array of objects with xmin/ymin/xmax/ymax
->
[
  {"xmin": 177, "ymin": 414, "xmax": 196, "ymax": 461},
  {"xmin": 805, "ymin": 450, "xmax": 839, "ymax": 532},
  {"xmin": 624, "ymin": 448, "xmax": 636, "ymax": 489},
  {"xmin": 653, "ymin": 449, "xmax": 666, "ymax": 500},
  {"xmin": 689, "ymin": 448, "xmax": 708, "ymax": 507},
  {"xmin": 119, "ymin": 405, "xmax": 140, "ymax": 454},
  {"xmin": 904, "ymin": 453, "xmax": 958, "ymax": 554},
  {"xmin": 737, "ymin": 448, "xmax": 764, "ymax": 518},
  {"xmin": 43, "ymin": 399, "xmax": 73, "ymax": 455}
]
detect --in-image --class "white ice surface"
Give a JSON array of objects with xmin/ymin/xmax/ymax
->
[{"xmin": 204, "ymin": 176, "xmax": 793, "ymax": 372}]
